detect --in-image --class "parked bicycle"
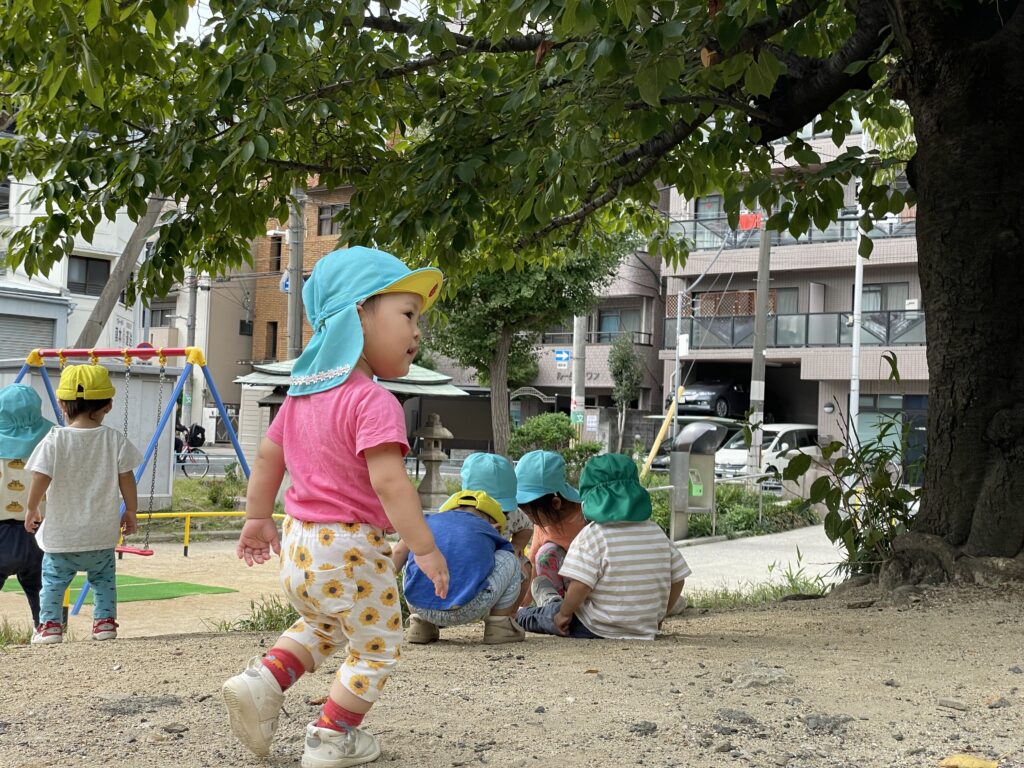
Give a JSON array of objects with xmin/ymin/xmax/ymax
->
[{"xmin": 175, "ymin": 423, "xmax": 210, "ymax": 478}]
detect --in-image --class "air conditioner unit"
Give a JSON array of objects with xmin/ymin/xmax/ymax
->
[{"xmin": 904, "ymin": 299, "xmax": 920, "ymax": 311}]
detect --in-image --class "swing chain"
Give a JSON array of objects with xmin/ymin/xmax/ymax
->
[
  {"xmin": 143, "ymin": 362, "xmax": 167, "ymax": 551},
  {"xmin": 122, "ymin": 362, "xmax": 131, "ymax": 440}
]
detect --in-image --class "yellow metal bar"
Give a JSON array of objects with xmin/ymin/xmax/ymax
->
[
  {"xmin": 134, "ymin": 511, "xmax": 285, "ymax": 519},
  {"xmin": 641, "ymin": 386, "xmax": 684, "ymax": 480},
  {"xmin": 183, "ymin": 514, "xmax": 191, "ymax": 557}
]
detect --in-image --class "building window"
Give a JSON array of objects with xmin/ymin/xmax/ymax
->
[
  {"xmin": 269, "ymin": 236, "xmax": 283, "ymax": 271},
  {"xmin": 317, "ymin": 204, "xmax": 349, "ymax": 236},
  {"xmin": 596, "ymin": 307, "xmax": 641, "ymax": 342},
  {"xmin": 67, "ymin": 255, "xmax": 110, "ymax": 296},
  {"xmin": 266, "ymin": 321, "xmax": 278, "ymax": 360},
  {"xmin": 860, "ymin": 283, "xmax": 910, "ymax": 312},
  {"xmin": 0, "ymin": 176, "xmax": 10, "ymax": 218},
  {"xmin": 149, "ymin": 303, "xmax": 176, "ymax": 327},
  {"xmin": 239, "ymin": 319, "xmax": 253, "ymax": 336}
]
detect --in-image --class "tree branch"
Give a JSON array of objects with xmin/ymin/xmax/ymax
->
[
  {"xmin": 704, "ymin": 0, "xmax": 827, "ymax": 56},
  {"xmin": 516, "ymin": 116, "xmax": 702, "ymax": 249}
]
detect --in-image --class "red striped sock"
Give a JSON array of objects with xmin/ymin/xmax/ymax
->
[
  {"xmin": 260, "ymin": 647, "xmax": 306, "ymax": 692},
  {"xmin": 315, "ymin": 697, "xmax": 364, "ymax": 732}
]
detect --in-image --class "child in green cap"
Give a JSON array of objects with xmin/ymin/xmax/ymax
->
[
  {"xmin": 0, "ymin": 384, "xmax": 54, "ymax": 629},
  {"xmin": 24, "ymin": 364, "xmax": 143, "ymax": 645},
  {"xmin": 222, "ymin": 247, "xmax": 450, "ymax": 768},
  {"xmin": 516, "ymin": 453, "xmax": 689, "ymax": 640}
]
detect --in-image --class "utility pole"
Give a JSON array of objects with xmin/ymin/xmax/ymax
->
[
  {"xmin": 673, "ymin": 289, "xmax": 686, "ymax": 445},
  {"xmin": 287, "ymin": 185, "xmax": 307, "ymax": 360},
  {"xmin": 185, "ymin": 268, "xmax": 198, "ymax": 426},
  {"xmin": 849, "ymin": 131, "xmax": 870, "ymax": 450},
  {"xmin": 747, "ymin": 208, "xmax": 772, "ymax": 476},
  {"xmin": 570, "ymin": 314, "xmax": 587, "ymax": 438}
]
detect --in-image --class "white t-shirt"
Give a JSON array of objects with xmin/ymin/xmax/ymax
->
[
  {"xmin": 26, "ymin": 426, "xmax": 142, "ymax": 553},
  {"xmin": 560, "ymin": 519, "xmax": 692, "ymax": 641}
]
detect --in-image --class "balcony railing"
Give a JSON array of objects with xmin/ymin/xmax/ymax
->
[
  {"xmin": 663, "ymin": 310, "xmax": 926, "ymax": 349},
  {"xmin": 540, "ymin": 330, "xmax": 654, "ymax": 346},
  {"xmin": 669, "ymin": 213, "xmax": 917, "ymax": 252}
]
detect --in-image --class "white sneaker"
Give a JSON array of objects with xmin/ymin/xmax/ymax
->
[
  {"xmin": 530, "ymin": 575, "xmax": 561, "ymax": 607},
  {"xmin": 301, "ymin": 723, "xmax": 381, "ymax": 768},
  {"xmin": 31, "ymin": 620, "xmax": 63, "ymax": 645},
  {"xmin": 222, "ymin": 656, "xmax": 286, "ymax": 756}
]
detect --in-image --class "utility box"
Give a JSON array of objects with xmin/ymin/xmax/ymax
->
[
  {"xmin": 201, "ymin": 407, "xmax": 218, "ymax": 446},
  {"xmin": 669, "ymin": 422, "xmax": 728, "ymax": 541}
]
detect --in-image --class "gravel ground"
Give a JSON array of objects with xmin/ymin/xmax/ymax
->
[{"xmin": 2, "ymin": 581, "xmax": 1023, "ymax": 768}]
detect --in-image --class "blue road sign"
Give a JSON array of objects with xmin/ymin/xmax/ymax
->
[{"xmin": 554, "ymin": 349, "xmax": 571, "ymax": 363}]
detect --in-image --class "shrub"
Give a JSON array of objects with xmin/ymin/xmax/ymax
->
[
  {"xmin": 508, "ymin": 412, "xmax": 602, "ymax": 483},
  {"xmin": 206, "ymin": 461, "xmax": 248, "ymax": 510}
]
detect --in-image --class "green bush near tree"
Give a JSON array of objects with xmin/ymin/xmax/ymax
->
[
  {"xmin": 647, "ymin": 475, "xmax": 819, "ymax": 539},
  {"xmin": 507, "ymin": 412, "xmax": 602, "ymax": 484}
]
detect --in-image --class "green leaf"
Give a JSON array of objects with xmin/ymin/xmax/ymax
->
[
  {"xmin": 782, "ymin": 452, "xmax": 812, "ymax": 481},
  {"xmin": 882, "ymin": 351, "xmax": 901, "ymax": 383},
  {"xmin": 744, "ymin": 50, "xmax": 784, "ymax": 98},
  {"xmin": 260, "ymin": 53, "xmax": 277, "ymax": 78},
  {"xmin": 809, "ymin": 475, "xmax": 831, "ymax": 504},
  {"xmin": 858, "ymin": 235, "xmax": 874, "ymax": 258},
  {"xmin": 254, "ymin": 135, "xmax": 269, "ymax": 159},
  {"xmin": 84, "ymin": 0, "xmax": 102, "ymax": 31},
  {"xmin": 240, "ymin": 140, "xmax": 255, "ymax": 163}
]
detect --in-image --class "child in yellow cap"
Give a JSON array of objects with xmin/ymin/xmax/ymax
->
[
  {"xmin": 392, "ymin": 489, "xmax": 526, "ymax": 645},
  {"xmin": 24, "ymin": 364, "xmax": 142, "ymax": 644},
  {"xmin": 222, "ymin": 247, "xmax": 449, "ymax": 768}
]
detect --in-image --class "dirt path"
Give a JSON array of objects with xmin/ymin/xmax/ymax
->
[{"xmin": 2, "ymin": 581, "xmax": 1023, "ymax": 768}]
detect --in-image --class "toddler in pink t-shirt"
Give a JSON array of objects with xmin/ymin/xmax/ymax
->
[{"xmin": 222, "ymin": 247, "xmax": 449, "ymax": 768}]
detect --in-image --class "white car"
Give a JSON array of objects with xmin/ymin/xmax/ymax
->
[{"xmin": 714, "ymin": 423, "xmax": 822, "ymax": 478}]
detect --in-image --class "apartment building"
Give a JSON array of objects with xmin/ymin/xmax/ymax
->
[{"xmin": 659, "ymin": 130, "xmax": 926, "ymax": 457}]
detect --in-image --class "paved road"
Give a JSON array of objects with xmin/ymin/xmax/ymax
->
[{"xmin": 680, "ymin": 524, "xmax": 842, "ymax": 590}]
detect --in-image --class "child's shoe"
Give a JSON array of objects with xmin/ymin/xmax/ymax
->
[
  {"xmin": 406, "ymin": 614, "xmax": 439, "ymax": 644},
  {"xmin": 222, "ymin": 656, "xmax": 286, "ymax": 756},
  {"xmin": 301, "ymin": 723, "xmax": 381, "ymax": 768},
  {"xmin": 92, "ymin": 618, "xmax": 118, "ymax": 641},
  {"xmin": 530, "ymin": 575, "xmax": 561, "ymax": 607},
  {"xmin": 483, "ymin": 615, "xmax": 525, "ymax": 644},
  {"xmin": 31, "ymin": 620, "xmax": 63, "ymax": 645}
]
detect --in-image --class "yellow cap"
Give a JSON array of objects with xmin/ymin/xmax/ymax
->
[
  {"xmin": 439, "ymin": 490, "xmax": 507, "ymax": 533},
  {"xmin": 56, "ymin": 364, "xmax": 116, "ymax": 401}
]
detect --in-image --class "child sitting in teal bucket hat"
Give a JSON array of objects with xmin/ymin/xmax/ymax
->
[
  {"xmin": 0, "ymin": 384, "xmax": 54, "ymax": 629},
  {"xmin": 223, "ymin": 246, "xmax": 450, "ymax": 767},
  {"xmin": 516, "ymin": 453, "xmax": 690, "ymax": 640}
]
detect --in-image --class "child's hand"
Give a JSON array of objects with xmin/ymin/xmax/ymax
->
[
  {"xmin": 122, "ymin": 511, "xmax": 138, "ymax": 536},
  {"xmin": 413, "ymin": 547, "xmax": 449, "ymax": 599},
  {"xmin": 553, "ymin": 608, "xmax": 572, "ymax": 636},
  {"xmin": 24, "ymin": 507, "xmax": 42, "ymax": 534},
  {"xmin": 237, "ymin": 518, "xmax": 281, "ymax": 567}
]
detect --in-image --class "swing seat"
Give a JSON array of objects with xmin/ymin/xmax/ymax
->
[{"xmin": 116, "ymin": 545, "xmax": 155, "ymax": 557}]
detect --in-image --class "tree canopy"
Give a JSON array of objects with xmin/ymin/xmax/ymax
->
[{"xmin": 2, "ymin": 0, "xmax": 910, "ymax": 299}]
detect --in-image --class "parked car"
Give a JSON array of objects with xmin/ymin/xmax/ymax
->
[
  {"xmin": 714, "ymin": 423, "xmax": 821, "ymax": 478},
  {"xmin": 649, "ymin": 417, "xmax": 742, "ymax": 470},
  {"xmin": 678, "ymin": 379, "xmax": 750, "ymax": 418}
]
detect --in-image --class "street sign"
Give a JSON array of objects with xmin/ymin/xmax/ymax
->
[
  {"xmin": 554, "ymin": 348, "xmax": 570, "ymax": 370},
  {"xmin": 279, "ymin": 271, "xmax": 289, "ymax": 294}
]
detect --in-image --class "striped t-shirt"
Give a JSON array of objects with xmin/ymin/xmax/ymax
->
[{"xmin": 559, "ymin": 520, "xmax": 691, "ymax": 640}]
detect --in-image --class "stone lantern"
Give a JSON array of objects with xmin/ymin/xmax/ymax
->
[{"xmin": 414, "ymin": 413, "xmax": 453, "ymax": 511}]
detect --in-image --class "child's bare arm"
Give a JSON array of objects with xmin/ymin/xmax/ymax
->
[
  {"xmin": 391, "ymin": 539, "xmax": 411, "ymax": 570},
  {"xmin": 237, "ymin": 438, "xmax": 285, "ymax": 566},
  {"xmin": 665, "ymin": 579, "xmax": 685, "ymax": 618},
  {"xmin": 365, "ymin": 443, "xmax": 448, "ymax": 598},
  {"xmin": 555, "ymin": 578, "xmax": 593, "ymax": 635},
  {"xmin": 24, "ymin": 472, "xmax": 51, "ymax": 532},
  {"xmin": 118, "ymin": 471, "xmax": 138, "ymax": 535}
]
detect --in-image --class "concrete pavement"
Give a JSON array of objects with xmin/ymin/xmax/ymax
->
[{"xmin": 679, "ymin": 524, "xmax": 843, "ymax": 590}]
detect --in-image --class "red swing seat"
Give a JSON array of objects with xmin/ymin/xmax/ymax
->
[{"xmin": 116, "ymin": 545, "xmax": 155, "ymax": 556}]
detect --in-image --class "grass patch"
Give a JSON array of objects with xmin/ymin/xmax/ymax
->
[
  {"xmin": 686, "ymin": 552, "xmax": 828, "ymax": 611},
  {"xmin": 0, "ymin": 615, "xmax": 32, "ymax": 648},
  {"xmin": 210, "ymin": 594, "xmax": 300, "ymax": 633}
]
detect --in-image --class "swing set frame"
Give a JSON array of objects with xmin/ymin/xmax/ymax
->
[{"xmin": 13, "ymin": 345, "xmax": 251, "ymax": 616}]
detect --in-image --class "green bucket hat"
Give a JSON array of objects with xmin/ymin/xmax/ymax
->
[
  {"xmin": 289, "ymin": 246, "xmax": 443, "ymax": 396},
  {"xmin": 579, "ymin": 453, "xmax": 652, "ymax": 524}
]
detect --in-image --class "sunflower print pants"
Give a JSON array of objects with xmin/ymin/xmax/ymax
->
[{"xmin": 279, "ymin": 516, "xmax": 402, "ymax": 703}]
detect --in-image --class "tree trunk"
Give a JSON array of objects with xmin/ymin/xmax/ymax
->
[
  {"xmin": 73, "ymin": 195, "xmax": 165, "ymax": 348},
  {"xmin": 489, "ymin": 326, "xmax": 514, "ymax": 457},
  {"xmin": 616, "ymin": 406, "xmax": 626, "ymax": 453},
  {"xmin": 902, "ymin": 8, "xmax": 1024, "ymax": 563}
]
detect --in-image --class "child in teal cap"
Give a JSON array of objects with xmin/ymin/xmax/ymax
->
[
  {"xmin": 516, "ymin": 453, "xmax": 690, "ymax": 640},
  {"xmin": 0, "ymin": 384, "xmax": 54, "ymax": 629},
  {"xmin": 403, "ymin": 453, "xmax": 532, "ymax": 644},
  {"xmin": 223, "ymin": 246, "xmax": 450, "ymax": 767},
  {"xmin": 514, "ymin": 450, "xmax": 588, "ymax": 605}
]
